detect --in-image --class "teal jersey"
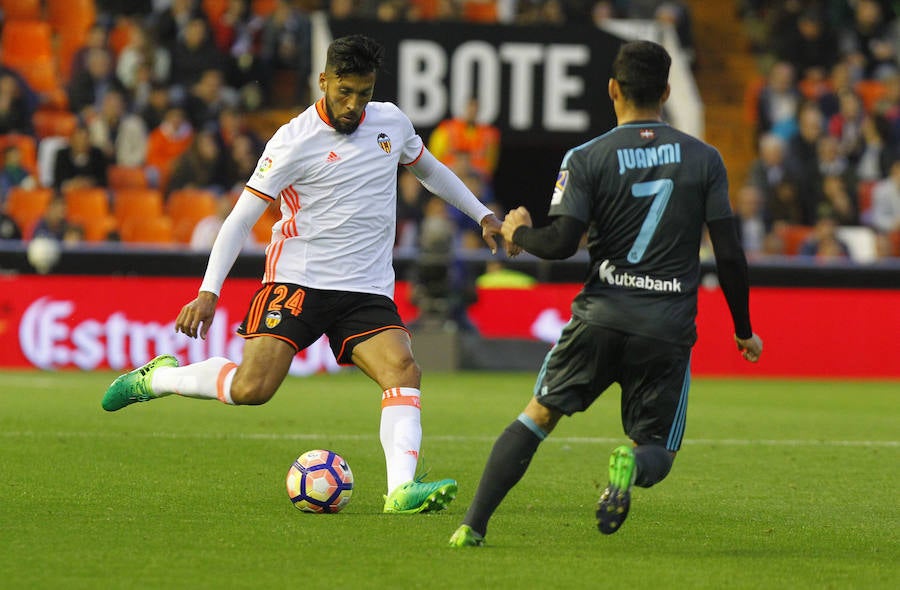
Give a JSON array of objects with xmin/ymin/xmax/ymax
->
[{"xmin": 549, "ymin": 121, "xmax": 733, "ymax": 345}]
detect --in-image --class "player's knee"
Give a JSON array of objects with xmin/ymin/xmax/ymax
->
[
  {"xmin": 229, "ymin": 375, "xmax": 276, "ymax": 405},
  {"xmin": 634, "ymin": 445, "xmax": 675, "ymax": 488},
  {"xmin": 387, "ymin": 354, "xmax": 421, "ymax": 386}
]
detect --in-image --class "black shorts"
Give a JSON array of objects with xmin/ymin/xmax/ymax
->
[
  {"xmin": 534, "ymin": 319, "xmax": 691, "ymax": 451},
  {"xmin": 237, "ymin": 283, "xmax": 408, "ymax": 364}
]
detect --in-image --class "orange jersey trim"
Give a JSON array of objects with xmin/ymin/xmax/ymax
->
[
  {"xmin": 315, "ymin": 98, "xmax": 367, "ymax": 129},
  {"xmin": 400, "ymin": 144, "xmax": 425, "ymax": 167},
  {"xmin": 245, "ymin": 185, "xmax": 275, "ymax": 202},
  {"xmin": 264, "ymin": 239, "xmax": 285, "ymax": 283},
  {"xmin": 335, "ymin": 325, "xmax": 409, "ymax": 364},
  {"xmin": 238, "ymin": 332, "xmax": 301, "ymax": 352}
]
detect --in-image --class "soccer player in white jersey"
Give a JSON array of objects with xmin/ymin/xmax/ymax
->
[{"xmin": 102, "ymin": 35, "xmax": 509, "ymax": 514}]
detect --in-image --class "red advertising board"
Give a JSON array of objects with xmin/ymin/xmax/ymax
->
[{"xmin": 1, "ymin": 275, "xmax": 898, "ymax": 378}]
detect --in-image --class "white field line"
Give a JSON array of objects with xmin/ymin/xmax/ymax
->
[{"xmin": 0, "ymin": 430, "xmax": 896, "ymax": 447}]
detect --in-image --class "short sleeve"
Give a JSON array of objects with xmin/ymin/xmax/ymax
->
[
  {"xmin": 704, "ymin": 148, "xmax": 733, "ymax": 222},
  {"xmin": 246, "ymin": 124, "xmax": 301, "ymax": 200},
  {"xmin": 394, "ymin": 105, "xmax": 425, "ymax": 165},
  {"xmin": 548, "ymin": 148, "xmax": 593, "ymax": 224}
]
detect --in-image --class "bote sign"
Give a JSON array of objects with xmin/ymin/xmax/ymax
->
[{"xmin": 328, "ymin": 19, "xmax": 622, "ymax": 146}]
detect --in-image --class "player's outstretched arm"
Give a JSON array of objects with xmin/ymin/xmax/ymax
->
[{"xmin": 176, "ymin": 291, "xmax": 219, "ymax": 340}]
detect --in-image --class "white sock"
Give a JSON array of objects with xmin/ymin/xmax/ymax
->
[
  {"xmin": 151, "ymin": 357, "xmax": 238, "ymax": 404},
  {"xmin": 380, "ymin": 387, "xmax": 422, "ymax": 495}
]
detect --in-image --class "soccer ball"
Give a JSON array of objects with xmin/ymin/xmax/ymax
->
[{"xmin": 286, "ymin": 449, "xmax": 354, "ymax": 513}]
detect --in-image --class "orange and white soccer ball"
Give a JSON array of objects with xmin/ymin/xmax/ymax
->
[{"xmin": 286, "ymin": 450, "xmax": 354, "ymax": 513}]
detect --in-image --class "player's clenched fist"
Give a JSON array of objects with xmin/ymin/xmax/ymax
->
[{"xmin": 501, "ymin": 206, "xmax": 533, "ymax": 245}]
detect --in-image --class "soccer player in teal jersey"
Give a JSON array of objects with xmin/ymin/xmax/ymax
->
[{"xmin": 450, "ymin": 40, "xmax": 764, "ymax": 546}]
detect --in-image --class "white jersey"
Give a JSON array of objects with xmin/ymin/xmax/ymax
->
[{"xmin": 244, "ymin": 99, "xmax": 424, "ymax": 298}]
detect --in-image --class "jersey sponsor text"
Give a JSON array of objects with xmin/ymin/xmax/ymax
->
[{"xmin": 598, "ymin": 260, "xmax": 682, "ymax": 292}]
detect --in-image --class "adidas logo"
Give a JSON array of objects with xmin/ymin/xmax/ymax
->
[{"xmin": 326, "ymin": 151, "xmax": 341, "ymax": 163}]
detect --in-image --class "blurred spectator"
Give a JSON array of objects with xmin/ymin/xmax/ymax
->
[
  {"xmin": 820, "ymin": 174, "xmax": 858, "ymax": 225},
  {"xmin": 259, "ymin": 0, "xmax": 313, "ymax": 106},
  {"xmin": 772, "ymin": 7, "xmax": 838, "ymax": 82},
  {"xmin": 184, "ymin": 69, "xmax": 238, "ymax": 131},
  {"xmin": 838, "ymin": 0, "xmax": 898, "ymax": 80},
  {"xmin": 167, "ymin": 130, "xmax": 228, "ymax": 195},
  {"xmin": 827, "ymin": 90, "xmax": 866, "ymax": 162},
  {"xmin": 870, "ymin": 158, "xmax": 900, "ymax": 233},
  {"xmin": 733, "ymin": 184, "xmax": 768, "ymax": 258},
  {"xmin": 0, "ymin": 74, "xmax": 35, "ymax": 135},
  {"xmin": 153, "ymin": 0, "xmax": 207, "ymax": 52},
  {"xmin": 190, "ymin": 194, "xmax": 256, "ymax": 250},
  {"xmin": 767, "ymin": 179, "xmax": 805, "ymax": 226},
  {"xmin": 798, "ymin": 212, "xmax": 851, "ymax": 259},
  {"xmin": 856, "ymin": 113, "xmax": 897, "ymax": 181},
  {"xmin": 873, "ymin": 70, "xmax": 900, "ymax": 141},
  {"xmin": 213, "ymin": 107, "xmax": 259, "ymax": 154},
  {"xmin": 53, "ymin": 126, "xmax": 109, "ymax": 193},
  {"xmin": 116, "ymin": 23, "xmax": 172, "ymax": 91},
  {"xmin": 139, "ymin": 83, "xmax": 171, "ymax": 131},
  {"xmin": 0, "ymin": 59, "xmax": 39, "ymax": 117},
  {"xmin": 428, "ymin": 97, "xmax": 501, "ymax": 181},
  {"xmin": 0, "ymin": 205, "xmax": 22, "ymax": 240},
  {"xmin": 747, "ymin": 132, "xmax": 788, "ymax": 199},
  {"xmin": 145, "ymin": 107, "xmax": 194, "ymax": 190},
  {"xmin": 68, "ymin": 24, "xmax": 113, "ymax": 83},
  {"xmin": 32, "ymin": 197, "xmax": 83, "ymax": 243},
  {"xmin": 816, "ymin": 135, "xmax": 855, "ymax": 193},
  {"xmin": 755, "ymin": 61, "xmax": 802, "ymax": 140},
  {"xmin": 214, "ymin": 0, "xmax": 267, "ymax": 107},
  {"xmin": 396, "ymin": 167, "xmax": 425, "ymax": 249},
  {"xmin": 815, "ymin": 59, "xmax": 859, "ymax": 121},
  {"xmin": 786, "ymin": 101, "xmax": 826, "ymax": 223},
  {"xmin": 223, "ymin": 132, "xmax": 259, "ymax": 192},
  {"xmin": 169, "ymin": 17, "xmax": 224, "ymax": 93},
  {"xmin": 87, "ymin": 89, "xmax": 149, "ymax": 166},
  {"xmin": 0, "ymin": 145, "xmax": 37, "ymax": 202},
  {"xmin": 68, "ymin": 48, "xmax": 126, "ymax": 118}
]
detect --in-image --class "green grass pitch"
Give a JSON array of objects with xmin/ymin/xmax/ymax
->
[{"xmin": 1, "ymin": 370, "xmax": 897, "ymax": 589}]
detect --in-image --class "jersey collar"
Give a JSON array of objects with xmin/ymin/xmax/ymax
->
[{"xmin": 315, "ymin": 98, "xmax": 367, "ymax": 129}]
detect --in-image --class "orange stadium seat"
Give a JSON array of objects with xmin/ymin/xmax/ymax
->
[
  {"xmin": 5, "ymin": 187, "xmax": 53, "ymax": 238},
  {"xmin": 32, "ymin": 110, "xmax": 80, "ymax": 140},
  {"xmin": 56, "ymin": 29, "xmax": 90, "ymax": 82},
  {"xmin": 778, "ymin": 224, "xmax": 814, "ymax": 256},
  {"xmin": 80, "ymin": 214, "xmax": 118, "ymax": 242},
  {"xmin": 113, "ymin": 188, "xmax": 164, "ymax": 225},
  {"xmin": 107, "ymin": 18, "xmax": 136, "ymax": 57},
  {"xmin": 252, "ymin": 0, "xmax": 278, "ymax": 17},
  {"xmin": 17, "ymin": 59, "xmax": 63, "ymax": 96},
  {"xmin": 0, "ymin": 21, "xmax": 54, "ymax": 68},
  {"xmin": 0, "ymin": 0, "xmax": 43, "ymax": 21},
  {"xmin": 46, "ymin": 0, "xmax": 96, "ymax": 34},
  {"xmin": 120, "ymin": 215, "xmax": 174, "ymax": 244},
  {"xmin": 64, "ymin": 187, "xmax": 110, "ymax": 226},
  {"xmin": 167, "ymin": 188, "xmax": 218, "ymax": 242},
  {"xmin": 203, "ymin": 0, "xmax": 230, "ymax": 22},
  {"xmin": 107, "ymin": 165, "xmax": 149, "ymax": 190},
  {"xmin": 855, "ymin": 79, "xmax": 886, "ymax": 113}
]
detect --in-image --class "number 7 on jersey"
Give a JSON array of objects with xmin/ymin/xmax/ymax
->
[{"xmin": 627, "ymin": 179, "xmax": 673, "ymax": 263}]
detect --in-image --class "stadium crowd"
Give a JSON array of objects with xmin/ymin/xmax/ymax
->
[
  {"xmin": 738, "ymin": 0, "xmax": 900, "ymax": 261},
  {"xmin": 1, "ymin": 0, "xmax": 896, "ymax": 262}
]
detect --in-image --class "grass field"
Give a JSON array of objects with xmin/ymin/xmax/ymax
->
[{"xmin": 1, "ymin": 369, "xmax": 897, "ymax": 589}]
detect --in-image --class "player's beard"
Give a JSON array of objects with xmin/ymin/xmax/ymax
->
[{"xmin": 325, "ymin": 100, "xmax": 361, "ymax": 135}]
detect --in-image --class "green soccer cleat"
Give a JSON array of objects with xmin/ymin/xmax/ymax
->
[
  {"xmin": 596, "ymin": 444, "xmax": 637, "ymax": 535},
  {"xmin": 448, "ymin": 525, "xmax": 484, "ymax": 548},
  {"xmin": 101, "ymin": 354, "xmax": 179, "ymax": 412},
  {"xmin": 383, "ymin": 476, "xmax": 458, "ymax": 514}
]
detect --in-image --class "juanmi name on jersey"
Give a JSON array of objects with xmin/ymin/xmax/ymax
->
[{"xmin": 616, "ymin": 143, "xmax": 681, "ymax": 175}]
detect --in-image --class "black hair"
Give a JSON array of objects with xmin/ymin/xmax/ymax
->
[
  {"xmin": 326, "ymin": 35, "xmax": 385, "ymax": 78},
  {"xmin": 611, "ymin": 40, "xmax": 671, "ymax": 108}
]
